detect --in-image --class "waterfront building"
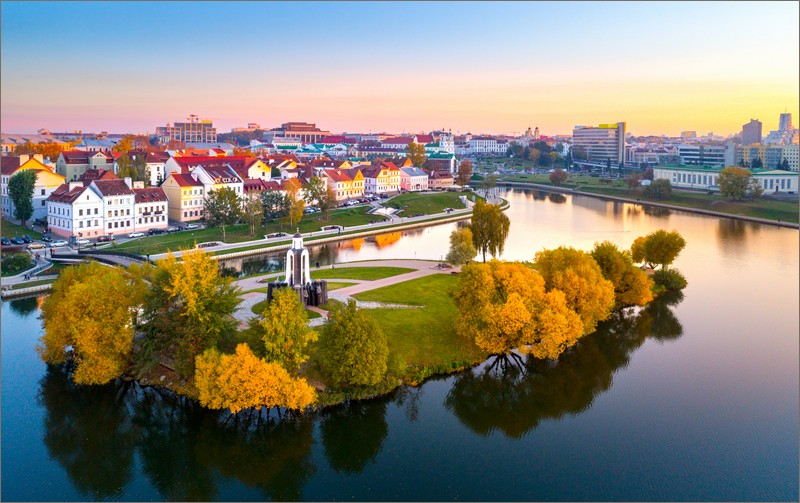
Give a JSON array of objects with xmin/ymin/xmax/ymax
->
[
  {"xmin": 399, "ymin": 167, "xmax": 429, "ymax": 191},
  {"xmin": 653, "ymin": 164, "xmax": 798, "ymax": 194},
  {"xmin": 322, "ymin": 168, "xmax": 364, "ymax": 201},
  {"xmin": 1, "ymin": 155, "xmax": 66, "ymax": 220},
  {"xmin": 571, "ymin": 123, "xmax": 626, "ymax": 164},
  {"xmin": 742, "ymin": 119, "xmax": 762, "ymax": 146},
  {"xmin": 156, "ymin": 115, "xmax": 217, "ymax": 145}
]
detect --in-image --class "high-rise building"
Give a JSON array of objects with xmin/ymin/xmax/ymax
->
[
  {"xmin": 268, "ymin": 122, "xmax": 331, "ymax": 143},
  {"xmin": 572, "ymin": 122, "xmax": 626, "ymax": 164},
  {"xmin": 155, "ymin": 115, "xmax": 217, "ymax": 145},
  {"xmin": 742, "ymin": 119, "xmax": 762, "ymax": 146},
  {"xmin": 779, "ymin": 113, "xmax": 792, "ymax": 132}
]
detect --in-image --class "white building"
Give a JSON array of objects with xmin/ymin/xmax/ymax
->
[
  {"xmin": 47, "ymin": 182, "xmax": 105, "ymax": 239},
  {"xmin": 677, "ymin": 143, "xmax": 736, "ymax": 167},
  {"xmin": 399, "ymin": 167, "xmax": 429, "ymax": 191},
  {"xmin": 653, "ymin": 165, "xmax": 798, "ymax": 194},
  {"xmin": 1, "ymin": 155, "xmax": 66, "ymax": 221},
  {"xmin": 132, "ymin": 183, "xmax": 169, "ymax": 233},
  {"xmin": 468, "ymin": 136, "xmax": 508, "ymax": 156},
  {"xmin": 91, "ymin": 178, "xmax": 136, "ymax": 236}
]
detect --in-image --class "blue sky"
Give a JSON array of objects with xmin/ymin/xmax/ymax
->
[{"xmin": 2, "ymin": 2, "xmax": 798, "ymax": 135}]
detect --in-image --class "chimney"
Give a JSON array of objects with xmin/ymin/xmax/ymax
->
[
  {"xmin": 124, "ymin": 177, "xmax": 132, "ymax": 189},
  {"xmin": 133, "ymin": 181, "xmax": 144, "ymax": 189},
  {"xmin": 33, "ymin": 154, "xmax": 44, "ymax": 163},
  {"xmin": 19, "ymin": 154, "xmax": 29, "ymax": 164},
  {"xmin": 68, "ymin": 181, "xmax": 82, "ymax": 191}
]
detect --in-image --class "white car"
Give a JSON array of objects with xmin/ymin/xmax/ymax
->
[
  {"xmin": 128, "ymin": 232, "xmax": 145, "ymax": 238},
  {"xmin": 76, "ymin": 238, "xmax": 90, "ymax": 245},
  {"xmin": 185, "ymin": 224, "xmax": 200, "ymax": 230},
  {"xmin": 51, "ymin": 240, "xmax": 67, "ymax": 248}
]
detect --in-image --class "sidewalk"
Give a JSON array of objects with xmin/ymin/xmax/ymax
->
[{"xmin": 0, "ymin": 259, "xmax": 53, "ymax": 286}]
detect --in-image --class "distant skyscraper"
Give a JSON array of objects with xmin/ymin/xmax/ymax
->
[
  {"xmin": 572, "ymin": 122, "xmax": 626, "ymax": 164},
  {"xmin": 742, "ymin": 119, "xmax": 762, "ymax": 146},
  {"xmin": 779, "ymin": 113, "xmax": 792, "ymax": 132}
]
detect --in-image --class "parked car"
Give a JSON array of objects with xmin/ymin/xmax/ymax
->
[
  {"xmin": 1, "ymin": 237, "xmax": 10, "ymax": 246},
  {"xmin": 51, "ymin": 240, "xmax": 68, "ymax": 248},
  {"xmin": 11, "ymin": 237, "xmax": 25, "ymax": 245},
  {"xmin": 41, "ymin": 235, "xmax": 53, "ymax": 243},
  {"xmin": 21, "ymin": 235, "xmax": 33, "ymax": 243},
  {"xmin": 185, "ymin": 223, "xmax": 199, "ymax": 230},
  {"xmin": 32, "ymin": 218, "xmax": 47, "ymax": 227},
  {"xmin": 128, "ymin": 232, "xmax": 145, "ymax": 238},
  {"xmin": 148, "ymin": 228, "xmax": 165, "ymax": 235},
  {"xmin": 97, "ymin": 235, "xmax": 115, "ymax": 242},
  {"xmin": 27, "ymin": 243, "xmax": 45, "ymax": 250},
  {"xmin": 167, "ymin": 226, "xmax": 180, "ymax": 232},
  {"xmin": 76, "ymin": 238, "xmax": 90, "ymax": 245}
]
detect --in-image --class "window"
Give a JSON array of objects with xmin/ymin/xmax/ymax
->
[
  {"xmin": 41, "ymin": 189, "xmax": 45, "ymax": 195},
  {"xmin": 108, "ymin": 223, "xmax": 112, "ymax": 229},
  {"xmin": 108, "ymin": 210, "xmax": 112, "ymax": 217},
  {"xmin": 79, "ymin": 209, "xmax": 83, "ymax": 216},
  {"xmin": 42, "ymin": 201, "xmax": 45, "ymax": 206}
]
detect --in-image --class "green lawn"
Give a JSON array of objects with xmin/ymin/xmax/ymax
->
[
  {"xmin": 324, "ymin": 281, "xmax": 357, "ymax": 291},
  {"xmin": 353, "ymin": 274, "xmax": 487, "ymax": 368},
  {"xmin": 310, "ymin": 266, "xmax": 414, "ymax": 281},
  {"xmin": 249, "ymin": 299, "xmax": 322, "ymax": 319},
  {"xmin": 385, "ymin": 192, "xmax": 471, "ymax": 216},
  {"xmin": 1, "ymin": 219, "xmax": 43, "ymax": 240},
  {"xmin": 110, "ymin": 206, "xmax": 386, "ymax": 256},
  {"xmin": 500, "ymin": 173, "xmax": 800, "ymax": 223},
  {"xmin": 10, "ymin": 279, "xmax": 53, "ymax": 290}
]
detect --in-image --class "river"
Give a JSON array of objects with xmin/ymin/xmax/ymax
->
[{"xmin": 2, "ymin": 187, "xmax": 797, "ymax": 501}]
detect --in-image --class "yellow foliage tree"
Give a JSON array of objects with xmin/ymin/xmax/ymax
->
[
  {"xmin": 452, "ymin": 261, "xmax": 583, "ymax": 359},
  {"xmin": 38, "ymin": 262, "xmax": 144, "ymax": 384},
  {"xmin": 260, "ymin": 288, "xmax": 318, "ymax": 373},
  {"xmin": 533, "ymin": 246, "xmax": 616, "ymax": 334},
  {"xmin": 591, "ymin": 240, "xmax": 653, "ymax": 309},
  {"xmin": 195, "ymin": 344, "xmax": 316, "ymax": 414}
]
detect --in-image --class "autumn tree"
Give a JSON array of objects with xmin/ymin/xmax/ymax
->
[
  {"xmin": 479, "ymin": 173, "xmax": 497, "ymax": 194},
  {"xmin": 625, "ymin": 175, "xmax": 641, "ymax": 189},
  {"xmin": 470, "ymin": 199, "xmax": 510, "ymax": 262},
  {"xmin": 232, "ymin": 147, "xmax": 256, "ymax": 157},
  {"xmin": 549, "ymin": 169, "xmax": 568, "ymax": 186},
  {"xmin": 38, "ymin": 262, "xmax": 145, "ymax": 384},
  {"xmin": 8, "ymin": 170, "xmax": 36, "ymax": 226},
  {"xmin": 533, "ymin": 246, "xmax": 616, "ymax": 334},
  {"xmin": 406, "ymin": 142, "xmax": 427, "ymax": 168},
  {"xmin": 259, "ymin": 288, "xmax": 318, "ymax": 374},
  {"xmin": 452, "ymin": 261, "xmax": 583, "ymax": 360},
  {"xmin": 321, "ymin": 299, "xmax": 388, "ymax": 388},
  {"xmin": 302, "ymin": 176, "xmax": 326, "ymax": 206},
  {"xmin": 204, "ymin": 187, "xmax": 242, "ymax": 241},
  {"xmin": 283, "ymin": 178, "xmax": 305, "ymax": 228},
  {"xmin": 195, "ymin": 344, "xmax": 316, "ymax": 414},
  {"xmin": 718, "ymin": 166, "xmax": 753, "ymax": 201},
  {"xmin": 138, "ymin": 250, "xmax": 240, "ymax": 378},
  {"xmin": 242, "ymin": 191, "xmax": 263, "ymax": 236},
  {"xmin": 445, "ymin": 226, "xmax": 477, "ymax": 266},
  {"xmin": 117, "ymin": 153, "xmax": 147, "ymax": 182},
  {"xmin": 632, "ymin": 229, "xmax": 686, "ymax": 270},
  {"xmin": 261, "ymin": 190, "xmax": 290, "ymax": 223},
  {"xmin": 14, "ymin": 141, "xmax": 70, "ymax": 163},
  {"xmin": 112, "ymin": 135, "xmax": 135, "ymax": 153},
  {"xmin": 456, "ymin": 160, "xmax": 473, "ymax": 187},
  {"xmin": 590, "ymin": 240, "xmax": 653, "ymax": 309}
]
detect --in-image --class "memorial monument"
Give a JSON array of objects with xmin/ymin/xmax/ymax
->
[{"xmin": 267, "ymin": 231, "xmax": 328, "ymax": 306}]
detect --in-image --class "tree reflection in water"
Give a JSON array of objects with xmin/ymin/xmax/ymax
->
[
  {"xmin": 7, "ymin": 296, "xmax": 39, "ymax": 317},
  {"xmin": 444, "ymin": 292, "xmax": 684, "ymax": 439},
  {"xmin": 38, "ymin": 366, "xmax": 317, "ymax": 501},
  {"xmin": 320, "ymin": 399, "xmax": 389, "ymax": 474}
]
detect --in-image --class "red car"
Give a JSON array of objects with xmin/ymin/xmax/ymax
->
[{"xmin": 97, "ymin": 235, "xmax": 115, "ymax": 242}]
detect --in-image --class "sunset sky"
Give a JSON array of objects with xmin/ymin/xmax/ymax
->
[{"xmin": 2, "ymin": 1, "xmax": 798, "ymax": 136}]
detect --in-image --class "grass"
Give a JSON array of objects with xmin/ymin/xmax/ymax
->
[
  {"xmin": 10, "ymin": 279, "xmax": 53, "ymax": 290},
  {"xmin": 353, "ymin": 274, "xmax": 487, "ymax": 368},
  {"xmin": 324, "ymin": 281, "xmax": 357, "ymax": 290},
  {"xmin": 500, "ymin": 173, "xmax": 800, "ymax": 224},
  {"xmin": 385, "ymin": 192, "xmax": 469, "ymax": 216},
  {"xmin": 249, "ymin": 299, "xmax": 322, "ymax": 319},
  {"xmin": 1, "ymin": 219, "xmax": 43, "ymax": 240},
  {"xmin": 310, "ymin": 266, "xmax": 414, "ymax": 281},
  {"xmin": 110, "ymin": 206, "xmax": 385, "ymax": 256}
]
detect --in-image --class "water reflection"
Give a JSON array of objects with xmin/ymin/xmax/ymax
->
[
  {"xmin": 548, "ymin": 193, "xmax": 567, "ymax": 204},
  {"xmin": 444, "ymin": 293, "xmax": 685, "ymax": 439},
  {"xmin": 7, "ymin": 296, "xmax": 40, "ymax": 317},
  {"xmin": 320, "ymin": 400, "xmax": 388, "ymax": 474},
  {"xmin": 37, "ymin": 365, "xmax": 317, "ymax": 501}
]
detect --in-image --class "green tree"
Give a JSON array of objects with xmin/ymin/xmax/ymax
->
[
  {"xmin": 526, "ymin": 148, "xmax": 541, "ymax": 164},
  {"xmin": 549, "ymin": 169, "xmax": 568, "ymax": 185},
  {"xmin": 316, "ymin": 185, "xmax": 338, "ymax": 221},
  {"xmin": 116, "ymin": 153, "xmax": 147, "ymax": 182},
  {"xmin": 302, "ymin": 176, "xmax": 326, "ymax": 206},
  {"xmin": 508, "ymin": 141, "xmax": 525, "ymax": 157},
  {"xmin": 261, "ymin": 190, "xmax": 290, "ymax": 223},
  {"xmin": 470, "ymin": 199, "xmax": 510, "ymax": 262},
  {"xmin": 641, "ymin": 229, "xmax": 686, "ymax": 269},
  {"xmin": 780, "ymin": 159, "xmax": 791, "ymax": 171},
  {"xmin": 590, "ymin": 240, "xmax": 654, "ymax": 309},
  {"xmin": 8, "ymin": 170, "xmax": 36, "ymax": 226},
  {"xmin": 445, "ymin": 226, "xmax": 477, "ymax": 265},
  {"xmin": 242, "ymin": 191, "xmax": 264, "ymax": 236},
  {"xmin": 533, "ymin": 246, "xmax": 616, "ymax": 334},
  {"xmin": 643, "ymin": 179, "xmax": 672, "ymax": 199},
  {"xmin": 138, "ymin": 250, "xmax": 240, "ymax": 378},
  {"xmin": 1, "ymin": 252, "xmax": 32, "ymax": 273},
  {"xmin": 259, "ymin": 288, "xmax": 318, "ymax": 374},
  {"xmin": 38, "ymin": 262, "xmax": 145, "ymax": 384},
  {"xmin": 406, "ymin": 142, "xmax": 428, "ymax": 168},
  {"xmin": 718, "ymin": 166, "xmax": 753, "ymax": 201},
  {"xmin": 625, "ymin": 175, "xmax": 641, "ymax": 189},
  {"xmin": 204, "ymin": 187, "xmax": 242, "ymax": 241},
  {"xmin": 479, "ymin": 173, "xmax": 497, "ymax": 194},
  {"xmin": 456, "ymin": 160, "xmax": 473, "ymax": 187},
  {"xmin": 283, "ymin": 178, "xmax": 305, "ymax": 228},
  {"xmin": 321, "ymin": 299, "xmax": 388, "ymax": 388},
  {"xmin": 750, "ymin": 157, "xmax": 763, "ymax": 169}
]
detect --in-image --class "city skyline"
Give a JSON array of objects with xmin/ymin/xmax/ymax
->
[{"xmin": 1, "ymin": 1, "xmax": 798, "ymax": 136}]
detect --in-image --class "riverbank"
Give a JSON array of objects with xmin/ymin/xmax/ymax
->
[{"xmin": 497, "ymin": 180, "xmax": 800, "ymax": 228}]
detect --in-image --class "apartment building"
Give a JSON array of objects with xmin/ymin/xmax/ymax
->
[{"xmin": 572, "ymin": 123, "xmax": 626, "ymax": 164}]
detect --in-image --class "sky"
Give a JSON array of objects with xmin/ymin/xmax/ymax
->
[{"xmin": 1, "ymin": 1, "xmax": 798, "ymax": 136}]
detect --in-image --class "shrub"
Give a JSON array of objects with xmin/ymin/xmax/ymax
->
[
  {"xmin": 2, "ymin": 253, "xmax": 32, "ymax": 274},
  {"xmin": 652, "ymin": 268, "xmax": 687, "ymax": 291}
]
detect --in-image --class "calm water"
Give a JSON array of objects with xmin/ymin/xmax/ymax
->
[{"xmin": 2, "ymin": 188, "xmax": 798, "ymax": 501}]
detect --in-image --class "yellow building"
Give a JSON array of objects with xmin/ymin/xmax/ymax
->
[
  {"xmin": 324, "ymin": 168, "xmax": 365, "ymax": 200},
  {"xmin": 1, "ymin": 154, "xmax": 66, "ymax": 220},
  {"xmin": 161, "ymin": 172, "xmax": 206, "ymax": 222}
]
